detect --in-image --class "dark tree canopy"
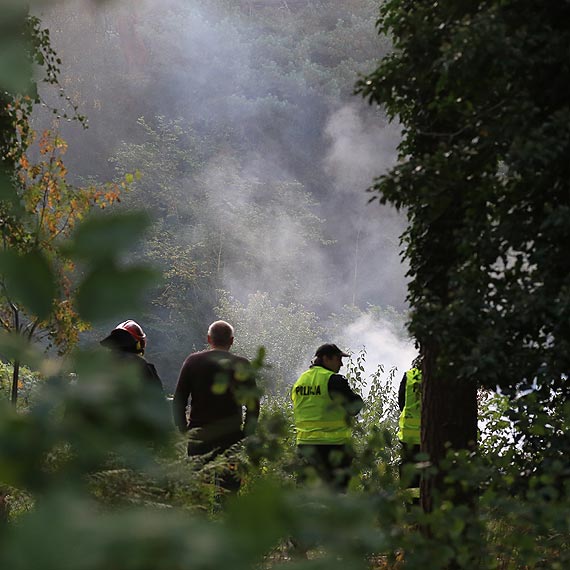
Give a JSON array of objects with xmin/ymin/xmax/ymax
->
[{"xmin": 358, "ymin": 0, "xmax": 570, "ymax": 511}]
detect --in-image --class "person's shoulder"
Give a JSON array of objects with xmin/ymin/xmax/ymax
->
[
  {"xmin": 327, "ymin": 373, "xmax": 350, "ymax": 391},
  {"xmin": 206, "ymin": 349, "xmax": 249, "ymax": 363},
  {"xmin": 329, "ymin": 373, "xmax": 348, "ymax": 383},
  {"xmin": 133, "ymin": 354, "xmax": 154, "ymax": 370},
  {"xmin": 143, "ymin": 359, "xmax": 158, "ymax": 373},
  {"xmin": 121, "ymin": 351, "xmax": 143, "ymax": 364},
  {"xmin": 141, "ymin": 359, "xmax": 163, "ymax": 384},
  {"xmin": 230, "ymin": 353, "xmax": 250, "ymax": 365},
  {"xmin": 182, "ymin": 349, "xmax": 210, "ymax": 365},
  {"xmin": 218, "ymin": 352, "xmax": 251, "ymax": 376}
]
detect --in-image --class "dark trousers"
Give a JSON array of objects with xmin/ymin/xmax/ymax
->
[
  {"xmin": 296, "ymin": 444, "xmax": 354, "ymax": 492},
  {"xmin": 399, "ymin": 441, "xmax": 421, "ymax": 505},
  {"xmin": 188, "ymin": 431, "xmax": 243, "ymax": 494}
]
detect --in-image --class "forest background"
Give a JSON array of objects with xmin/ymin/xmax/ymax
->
[
  {"xmin": 0, "ymin": 1, "xmax": 568, "ymax": 570},
  {"xmin": 36, "ymin": 0, "xmax": 415, "ymax": 393}
]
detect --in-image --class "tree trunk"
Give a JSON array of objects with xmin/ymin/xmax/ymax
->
[
  {"xmin": 10, "ymin": 359, "xmax": 20, "ymax": 406},
  {"xmin": 420, "ymin": 342, "xmax": 479, "ymax": 569},
  {"xmin": 421, "ymin": 347, "xmax": 478, "ymax": 512}
]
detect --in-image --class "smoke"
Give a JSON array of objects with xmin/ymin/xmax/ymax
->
[
  {"xmin": 193, "ymin": 153, "xmax": 331, "ymax": 307},
  {"xmin": 321, "ymin": 104, "xmax": 407, "ymax": 310},
  {"xmin": 324, "ymin": 104, "xmax": 401, "ymax": 193},
  {"xmin": 341, "ymin": 313, "xmax": 417, "ymax": 396},
  {"xmin": 38, "ymin": 0, "xmax": 413, "ymax": 384}
]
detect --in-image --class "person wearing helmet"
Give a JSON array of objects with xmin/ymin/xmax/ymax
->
[
  {"xmin": 291, "ymin": 343, "xmax": 363, "ymax": 491},
  {"xmin": 100, "ymin": 319, "xmax": 163, "ymax": 393}
]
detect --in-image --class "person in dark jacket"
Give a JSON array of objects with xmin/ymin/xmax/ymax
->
[
  {"xmin": 100, "ymin": 319, "xmax": 163, "ymax": 393},
  {"xmin": 172, "ymin": 320, "xmax": 260, "ymax": 493},
  {"xmin": 292, "ymin": 343, "xmax": 363, "ymax": 491}
]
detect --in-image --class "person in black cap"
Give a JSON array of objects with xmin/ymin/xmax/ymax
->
[
  {"xmin": 100, "ymin": 319, "xmax": 163, "ymax": 393},
  {"xmin": 291, "ymin": 343, "xmax": 363, "ymax": 491}
]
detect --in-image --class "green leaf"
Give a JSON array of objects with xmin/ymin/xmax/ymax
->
[
  {"xmin": 0, "ymin": 249, "xmax": 56, "ymax": 320},
  {"xmin": 76, "ymin": 264, "xmax": 159, "ymax": 322},
  {"xmin": 0, "ymin": 331, "xmax": 44, "ymax": 369},
  {"xmin": 0, "ymin": 170, "xmax": 23, "ymax": 214},
  {"xmin": 212, "ymin": 371, "xmax": 230, "ymax": 394},
  {"xmin": 63, "ymin": 212, "xmax": 150, "ymax": 262},
  {"xmin": 0, "ymin": 37, "xmax": 34, "ymax": 95}
]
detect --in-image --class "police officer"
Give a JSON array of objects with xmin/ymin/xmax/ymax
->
[
  {"xmin": 397, "ymin": 363, "xmax": 422, "ymax": 502},
  {"xmin": 291, "ymin": 343, "xmax": 363, "ymax": 491}
]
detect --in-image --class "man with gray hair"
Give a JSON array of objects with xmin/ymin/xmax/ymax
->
[{"xmin": 173, "ymin": 320, "xmax": 260, "ymax": 493}]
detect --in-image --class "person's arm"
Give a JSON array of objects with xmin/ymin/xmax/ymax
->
[
  {"xmin": 172, "ymin": 362, "xmax": 191, "ymax": 433},
  {"xmin": 398, "ymin": 373, "xmax": 407, "ymax": 411},
  {"xmin": 234, "ymin": 357, "xmax": 260, "ymax": 435},
  {"xmin": 244, "ymin": 394, "xmax": 260, "ymax": 436},
  {"xmin": 328, "ymin": 374, "xmax": 364, "ymax": 416}
]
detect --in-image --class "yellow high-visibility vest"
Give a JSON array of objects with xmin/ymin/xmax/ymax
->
[
  {"xmin": 397, "ymin": 368, "xmax": 422, "ymax": 444},
  {"xmin": 291, "ymin": 366, "xmax": 352, "ymax": 445}
]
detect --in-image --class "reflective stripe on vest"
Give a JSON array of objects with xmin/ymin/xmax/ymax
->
[
  {"xmin": 398, "ymin": 368, "xmax": 422, "ymax": 444},
  {"xmin": 291, "ymin": 366, "xmax": 351, "ymax": 445}
]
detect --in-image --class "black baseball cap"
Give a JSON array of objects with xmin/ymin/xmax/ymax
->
[{"xmin": 314, "ymin": 343, "xmax": 349, "ymax": 358}]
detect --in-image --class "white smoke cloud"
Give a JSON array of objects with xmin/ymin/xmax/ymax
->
[
  {"xmin": 324, "ymin": 104, "xmax": 401, "ymax": 192},
  {"xmin": 341, "ymin": 313, "xmax": 417, "ymax": 396},
  {"xmin": 41, "ymin": 0, "xmax": 413, "ymax": 381},
  {"xmin": 322, "ymin": 104, "xmax": 408, "ymax": 309}
]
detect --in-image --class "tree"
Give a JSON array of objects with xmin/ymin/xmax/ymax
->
[
  {"xmin": 111, "ymin": 116, "xmax": 332, "ymax": 383},
  {"xmin": 358, "ymin": 0, "xmax": 570, "ymax": 550},
  {"xmin": 0, "ymin": 14, "xmax": 132, "ymax": 406}
]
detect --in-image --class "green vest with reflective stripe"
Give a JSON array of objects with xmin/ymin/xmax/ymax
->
[
  {"xmin": 398, "ymin": 368, "xmax": 422, "ymax": 444},
  {"xmin": 291, "ymin": 366, "xmax": 352, "ymax": 445}
]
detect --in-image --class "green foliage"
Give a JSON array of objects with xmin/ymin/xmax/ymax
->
[
  {"xmin": 478, "ymin": 389, "xmax": 514, "ymax": 458},
  {"xmin": 66, "ymin": 212, "xmax": 159, "ymax": 322},
  {"xmin": 357, "ymin": 0, "xmax": 570, "ymax": 566},
  {"xmin": 350, "ymin": 350, "xmax": 399, "ymax": 439},
  {"xmin": 109, "ymin": 114, "xmax": 331, "ymax": 383},
  {"xmin": 0, "ymin": 11, "xmax": 35, "ymax": 97},
  {"xmin": 357, "ymin": 0, "xmax": 570, "ymax": 397},
  {"xmin": 1, "ymin": 5, "xmax": 568, "ymax": 570},
  {"xmin": 0, "ymin": 250, "xmax": 56, "ymax": 320},
  {"xmin": 0, "ymin": 11, "xmax": 143, "ymax": 407},
  {"xmin": 0, "ymin": 361, "xmax": 41, "ymax": 410},
  {"xmin": 1, "ymin": 313, "xmax": 569, "ymax": 570}
]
